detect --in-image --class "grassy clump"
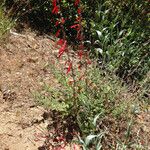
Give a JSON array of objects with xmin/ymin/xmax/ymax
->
[
  {"xmin": 34, "ymin": 63, "xmax": 146, "ymax": 149},
  {"xmin": 0, "ymin": 3, "xmax": 14, "ymax": 39}
]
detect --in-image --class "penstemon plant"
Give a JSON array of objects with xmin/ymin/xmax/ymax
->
[
  {"xmin": 51, "ymin": 0, "xmax": 91, "ymax": 114},
  {"xmin": 39, "ymin": 1, "xmax": 93, "ymax": 149},
  {"xmin": 37, "ymin": 1, "xmax": 93, "ymax": 150}
]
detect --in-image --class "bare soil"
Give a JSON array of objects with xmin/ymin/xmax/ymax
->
[{"xmin": 0, "ymin": 30, "xmax": 57, "ymax": 150}]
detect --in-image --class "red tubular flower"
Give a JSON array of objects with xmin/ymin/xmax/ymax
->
[
  {"xmin": 58, "ymin": 40, "xmax": 67, "ymax": 58},
  {"xmin": 70, "ymin": 24, "xmax": 79, "ymax": 28},
  {"xmin": 61, "ymin": 17, "xmax": 65, "ymax": 24},
  {"xmin": 70, "ymin": 24, "xmax": 80, "ymax": 30},
  {"xmin": 55, "ymin": 20, "xmax": 60, "ymax": 26},
  {"xmin": 55, "ymin": 29, "xmax": 61, "ymax": 37},
  {"xmin": 66, "ymin": 62, "xmax": 72, "ymax": 74},
  {"xmin": 74, "ymin": 0, "xmax": 80, "ymax": 6},
  {"xmin": 52, "ymin": 5, "xmax": 59, "ymax": 14},
  {"xmin": 78, "ymin": 50, "xmax": 83, "ymax": 59},
  {"xmin": 57, "ymin": 39, "xmax": 64, "ymax": 46},
  {"xmin": 77, "ymin": 8, "xmax": 81, "ymax": 14},
  {"xmin": 52, "ymin": 0, "xmax": 57, "ymax": 7}
]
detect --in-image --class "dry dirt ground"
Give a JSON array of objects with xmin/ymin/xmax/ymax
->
[
  {"xmin": 0, "ymin": 30, "xmax": 58, "ymax": 150},
  {"xmin": 0, "ymin": 30, "xmax": 149, "ymax": 150}
]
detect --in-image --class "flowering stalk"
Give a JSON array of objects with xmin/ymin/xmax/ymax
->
[
  {"xmin": 52, "ymin": 0, "xmax": 92, "ymax": 107},
  {"xmin": 49, "ymin": 0, "xmax": 92, "ymax": 147}
]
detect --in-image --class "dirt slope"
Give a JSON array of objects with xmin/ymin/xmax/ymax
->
[{"xmin": 0, "ymin": 30, "xmax": 56, "ymax": 150}]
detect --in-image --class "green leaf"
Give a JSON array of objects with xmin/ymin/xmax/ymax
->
[
  {"xmin": 96, "ymin": 142, "xmax": 102, "ymax": 150},
  {"xmin": 96, "ymin": 48, "xmax": 103, "ymax": 54},
  {"xmin": 93, "ymin": 113, "xmax": 102, "ymax": 126},
  {"xmin": 85, "ymin": 135, "xmax": 97, "ymax": 146},
  {"xmin": 96, "ymin": 30, "xmax": 102, "ymax": 39}
]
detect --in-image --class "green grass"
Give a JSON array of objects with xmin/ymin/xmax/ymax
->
[{"xmin": 0, "ymin": 4, "xmax": 14, "ymax": 39}]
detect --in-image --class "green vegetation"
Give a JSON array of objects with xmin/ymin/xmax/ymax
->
[
  {"xmin": 1, "ymin": 0, "xmax": 149, "ymax": 149},
  {"xmin": 34, "ymin": 62, "xmax": 149, "ymax": 149},
  {"xmin": 90, "ymin": 0, "xmax": 149, "ymax": 81},
  {"xmin": 0, "ymin": 3, "xmax": 14, "ymax": 39},
  {"xmin": 3, "ymin": 0, "xmax": 150, "ymax": 81}
]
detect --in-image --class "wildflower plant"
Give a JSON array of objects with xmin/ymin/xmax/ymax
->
[
  {"xmin": 33, "ymin": 0, "xmax": 147, "ymax": 149},
  {"xmin": 50, "ymin": 0, "xmax": 92, "ymax": 112},
  {"xmin": 35, "ymin": 0, "xmax": 94, "ymax": 149}
]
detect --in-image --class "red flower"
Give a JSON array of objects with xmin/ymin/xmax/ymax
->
[
  {"xmin": 52, "ymin": 0, "xmax": 57, "ymax": 7},
  {"xmin": 70, "ymin": 24, "xmax": 80, "ymax": 30},
  {"xmin": 66, "ymin": 62, "xmax": 72, "ymax": 74},
  {"xmin": 74, "ymin": 0, "xmax": 80, "ymax": 6},
  {"xmin": 61, "ymin": 17, "xmax": 65, "ymax": 24},
  {"xmin": 55, "ymin": 29, "xmax": 61, "ymax": 37},
  {"xmin": 78, "ymin": 50, "xmax": 83, "ymax": 59},
  {"xmin": 55, "ymin": 20, "xmax": 60, "ymax": 26},
  {"xmin": 52, "ymin": 5, "xmax": 59, "ymax": 14},
  {"xmin": 58, "ymin": 40, "xmax": 67, "ymax": 58},
  {"xmin": 77, "ymin": 8, "xmax": 81, "ymax": 14},
  {"xmin": 57, "ymin": 39, "xmax": 64, "ymax": 46}
]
